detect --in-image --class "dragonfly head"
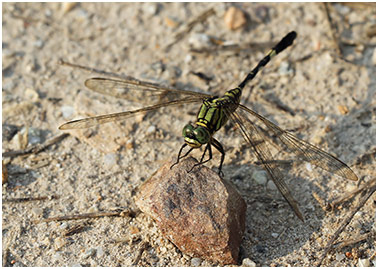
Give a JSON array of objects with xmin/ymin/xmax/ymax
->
[{"xmin": 182, "ymin": 123, "xmax": 210, "ymax": 148}]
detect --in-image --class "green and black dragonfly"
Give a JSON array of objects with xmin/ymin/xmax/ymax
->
[{"xmin": 59, "ymin": 32, "xmax": 358, "ymax": 221}]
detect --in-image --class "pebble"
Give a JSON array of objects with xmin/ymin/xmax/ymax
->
[
  {"xmin": 278, "ymin": 61, "xmax": 294, "ymax": 76},
  {"xmin": 224, "ymin": 6, "xmax": 246, "ymax": 30},
  {"xmin": 143, "ymin": 3, "xmax": 159, "ymax": 16},
  {"xmin": 165, "ymin": 16, "xmax": 179, "ymax": 28},
  {"xmin": 61, "ymin": 105, "xmax": 75, "ymax": 119},
  {"xmin": 135, "ymin": 157, "xmax": 246, "ymax": 265},
  {"xmin": 335, "ymin": 253, "xmax": 344, "ymax": 261},
  {"xmin": 32, "ymin": 207, "xmax": 43, "ymax": 216},
  {"xmin": 103, "ymin": 153, "xmax": 118, "ymax": 168},
  {"xmin": 242, "ymin": 258, "xmax": 257, "ymax": 267},
  {"xmin": 271, "ymin": 232, "xmax": 279, "ymax": 238},
  {"xmin": 188, "ymin": 33, "xmax": 212, "ymax": 49},
  {"xmin": 33, "ymin": 39, "xmax": 44, "ymax": 48},
  {"xmin": 54, "ymin": 237, "xmax": 66, "ymax": 250},
  {"xmin": 96, "ymin": 246, "xmax": 104, "ymax": 258},
  {"xmin": 146, "ymin": 125, "xmax": 157, "ymax": 135},
  {"xmin": 62, "ymin": 2, "xmax": 78, "ymax": 14},
  {"xmin": 267, "ymin": 180, "xmax": 277, "ymax": 191},
  {"xmin": 305, "ymin": 162, "xmax": 313, "ymax": 172},
  {"xmin": 252, "ymin": 170, "xmax": 267, "ymax": 185},
  {"xmin": 358, "ymin": 258, "xmax": 370, "ymax": 267},
  {"xmin": 82, "ymin": 248, "xmax": 96, "ymax": 259},
  {"xmin": 184, "ymin": 54, "xmax": 192, "ymax": 64},
  {"xmin": 337, "ymin": 105, "xmax": 349, "ymax": 115},
  {"xmin": 372, "ymin": 47, "xmax": 376, "ymax": 65},
  {"xmin": 191, "ymin": 257, "xmax": 202, "ymax": 267},
  {"xmin": 3, "ymin": 124, "xmax": 18, "ymax": 141},
  {"xmin": 28, "ymin": 127, "xmax": 43, "ymax": 144}
]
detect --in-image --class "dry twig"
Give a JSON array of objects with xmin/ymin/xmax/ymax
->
[
  {"xmin": 3, "ymin": 133, "xmax": 69, "ymax": 158},
  {"xmin": 132, "ymin": 241, "xmax": 149, "ymax": 266},
  {"xmin": 35, "ymin": 210, "xmax": 131, "ymax": 223},
  {"xmin": 165, "ymin": 8, "xmax": 215, "ymax": 51}
]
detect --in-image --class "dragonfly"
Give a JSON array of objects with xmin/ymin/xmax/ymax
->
[{"xmin": 59, "ymin": 31, "xmax": 358, "ymax": 221}]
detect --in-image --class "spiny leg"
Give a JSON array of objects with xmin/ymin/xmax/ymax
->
[
  {"xmin": 211, "ymin": 138, "xmax": 225, "ymax": 176},
  {"xmin": 188, "ymin": 143, "xmax": 212, "ymax": 173},
  {"xmin": 170, "ymin": 143, "xmax": 194, "ymax": 169},
  {"xmin": 238, "ymin": 31, "xmax": 297, "ymax": 90}
]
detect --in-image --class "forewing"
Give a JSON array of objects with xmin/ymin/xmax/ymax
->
[
  {"xmin": 84, "ymin": 77, "xmax": 211, "ymax": 105},
  {"xmin": 239, "ymin": 104, "xmax": 358, "ymax": 181},
  {"xmin": 59, "ymin": 97, "xmax": 202, "ymax": 130},
  {"xmin": 226, "ymin": 107, "xmax": 304, "ymax": 221}
]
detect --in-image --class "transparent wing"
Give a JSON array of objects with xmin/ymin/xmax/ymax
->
[
  {"xmin": 84, "ymin": 77, "xmax": 211, "ymax": 104},
  {"xmin": 59, "ymin": 97, "xmax": 203, "ymax": 130},
  {"xmin": 226, "ymin": 107, "xmax": 304, "ymax": 221},
  {"xmin": 238, "ymin": 104, "xmax": 358, "ymax": 181}
]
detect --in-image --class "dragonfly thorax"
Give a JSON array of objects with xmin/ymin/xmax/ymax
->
[{"xmin": 182, "ymin": 123, "xmax": 211, "ymax": 148}]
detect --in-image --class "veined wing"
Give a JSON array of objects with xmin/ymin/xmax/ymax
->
[
  {"xmin": 84, "ymin": 77, "xmax": 211, "ymax": 105},
  {"xmin": 227, "ymin": 107, "xmax": 304, "ymax": 221},
  {"xmin": 238, "ymin": 104, "xmax": 358, "ymax": 181},
  {"xmin": 59, "ymin": 97, "xmax": 203, "ymax": 130}
]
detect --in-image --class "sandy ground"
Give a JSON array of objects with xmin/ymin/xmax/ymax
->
[{"xmin": 2, "ymin": 2, "xmax": 376, "ymax": 267}]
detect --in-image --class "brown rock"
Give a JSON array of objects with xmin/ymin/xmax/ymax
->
[
  {"xmin": 224, "ymin": 6, "xmax": 247, "ymax": 30},
  {"xmin": 135, "ymin": 157, "xmax": 246, "ymax": 265}
]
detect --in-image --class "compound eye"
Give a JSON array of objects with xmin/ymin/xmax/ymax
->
[
  {"xmin": 182, "ymin": 123, "xmax": 194, "ymax": 137},
  {"xmin": 194, "ymin": 127, "xmax": 209, "ymax": 144}
]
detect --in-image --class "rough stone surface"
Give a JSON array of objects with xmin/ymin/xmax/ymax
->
[{"xmin": 135, "ymin": 157, "xmax": 246, "ymax": 265}]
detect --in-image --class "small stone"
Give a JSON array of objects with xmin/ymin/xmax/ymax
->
[
  {"xmin": 252, "ymin": 170, "xmax": 267, "ymax": 185},
  {"xmin": 146, "ymin": 125, "xmax": 157, "ymax": 135},
  {"xmin": 54, "ymin": 237, "xmax": 66, "ymax": 250},
  {"xmin": 62, "ymin": 2, "xmax": 78, "ymax": 13},
  {"xmin": 103, "ymin": 153, "xmax": 118, "ymax": 168},
  {"xmin": 189, "ymin": 33, "xmax": 212, "ymax": 50},
  {"xmin": 191, "ymin": 257, "xmax": 202, "ymax": 267},
  {"xmin": 82, "ymin": 248, "xmax": 96, "ymax": 259},
  {"xmin": 32, "ymin": 207, "xmax": 43, "ymax": 216},
  {"xmin": 129, "ymin": 226, "xmax": 140, "ymax": 235},
  {"xmin": 224, "ymin": 7, "xmax": 246, "ymax": 30},
  {"xmin": 96, "ymin": 246, "xmax": 104, "ymax": 258},
  {"xmin": 2, "ymin": 124, "xmax": 19, "ymax": 142},
  {"xmin": 305, "ymin": 162, "xmax": 313, "ymax": 172},
  {"xmin": 143, "ymin": 3, "xmax": 159, "ymax": 16},
  {"xmin": 358, "ymin": 258, "xmax": 370, "ymax": 267},
  {"xmin": 372, "ymin": 48, "xmax": 376, "ymax": 65},
  {"xmin": 135, "ymin": 157, "xmax": 246, "ymax": 265},
  {"xmin": 242, "ymin": 258, "xmax": 257, "ymax": 267},
  {"xmin": 165, "ymin": 16, "xmax": 179, "ymax": 28},
  {"xmin": 335, "ymin": 253, "xmax": 344, "ymax": 261},
  {"xmin": 271, "ymin": 232, "xmax": 279, "ymax": 238},
  {"xmin": 2, "ymin": 161, "xmax": 8, "ymax": 184},
  {"xmin": 278, "ymin": 61, "xmax": 294, "ymax": 76},
  {"xmin": 337, "ymin": 105, "xmax": 349, "ymax": 115},
  {"xmin": 25, "ymin": 88, "xmax": 39, "ymax": 102},
  {"xmin": 34, "ymin": 39, "xmax": 44, "ymax": 48},
  {"xmin": 28, "ymin": 127, "xmax": 43, "ymax": 144},
  {"xmin": 184, "ymin": 54, "xmax": 192, "ymax": 64},
  {"xmin": 267, "ymin": 180, "xmax": 277, "ymax": 191},
  {"xmin": 61, "ymin": 106, "xmax": 75, "ymax": 119}
]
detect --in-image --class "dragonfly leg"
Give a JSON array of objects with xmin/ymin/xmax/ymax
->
[
  {"xmin": 211, "ymin": 138, "xmax": 225, "ymax": 176},
  {"xmin": 170, "ymin": 143, "xmax": 194, "ymax": 169},
  {"xmin": 188, "ymin": 143, "xmax": 212, "ymax": 173}
]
